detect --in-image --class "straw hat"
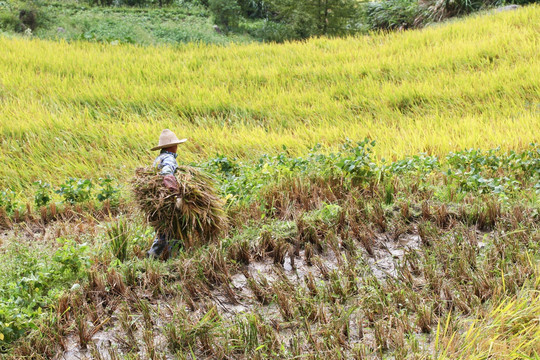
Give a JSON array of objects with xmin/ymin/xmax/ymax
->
[{"xmin": 151, "ymin": 129, "xmax": 187, "ymax": 151}]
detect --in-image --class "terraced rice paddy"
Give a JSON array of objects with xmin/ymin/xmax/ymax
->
[
  {"xmin": 0, "ymin": 5, "xmax": 539, "ymax": 360},
  {"xmin": 0, "ymin": 6, "xmax": 538, "ymax": 193}
]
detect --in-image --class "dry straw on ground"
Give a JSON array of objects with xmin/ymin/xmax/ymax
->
[{"xmin": 131, "ymin": 166, "xmax": 227, "ymax": 248}]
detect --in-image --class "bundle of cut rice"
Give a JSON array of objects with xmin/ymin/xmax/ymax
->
[{"xmin": 131, "ymin": 166, "xmax": 228, "ymax": 247}]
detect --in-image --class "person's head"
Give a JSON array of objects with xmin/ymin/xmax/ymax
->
[
  {"xmin": 164, "ymin": 144, "xmax": 178, "ymax": 153},
  {"xmin": 151, "ymin": 129, "xmax": 187, "ymax": 152}
]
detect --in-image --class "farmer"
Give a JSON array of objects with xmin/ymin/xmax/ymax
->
[{"xmin": 146, "ymin": 129, "xmax": 188, "ymax": 259}]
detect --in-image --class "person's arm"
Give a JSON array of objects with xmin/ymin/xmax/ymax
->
[
  {"xmin": 158, "ymin": 155, "xmax": 179, "ymax": 192},
  {"xmin": 160, "ymin": 156, "xmax": 178, "ymax": 176}
]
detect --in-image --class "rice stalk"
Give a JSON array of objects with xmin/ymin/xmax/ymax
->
[{"xmin": 131, "ymin": 166, "xmax": 228, "ymax": 248}]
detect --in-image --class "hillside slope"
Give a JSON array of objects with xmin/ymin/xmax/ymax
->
[{"xmin": 0, "ymin": 5, "xmax": 539, "ymax": 192}]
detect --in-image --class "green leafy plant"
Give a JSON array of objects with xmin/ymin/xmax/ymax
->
[
  {"xmin": 33, "ymin": 180, "xmax": 52, "ymax": 208},
  {"xmin": 96, "ymin": 176, "xmax": 119, "ymax": 203},
  {"xmin": 0, "ymin": 239, "xmax": 89, "ymax": 346},
  {"xmin": 56, "ymin": 178, "xmax": 93, "ymax": 204},
  {"xmin": 336, "ymin": 138, "xmax": 378, "ymax": 184},
  {"xmin": 209, "ymin": 154, "xmax": 239, "ymax": 175},
  {"xmin": 0, "ymin": 190, "xmax": 18, "ymax": 215},
  {"xmin": 53, "ymin": 239, "xmax": 90, "ymax": 274}
]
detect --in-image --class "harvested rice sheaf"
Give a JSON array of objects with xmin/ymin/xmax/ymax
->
[{"xmin": 131, "ymin": 166, "xmax": 228, "ymax": 247}]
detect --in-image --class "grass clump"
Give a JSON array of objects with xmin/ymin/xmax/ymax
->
[
  {"xmin": 437, "ymin": 286, "xmax": 540, "ymax": 359},
  {"xmin": 107, "ymin": 219, "xmax": 130, "ymax": 262}
]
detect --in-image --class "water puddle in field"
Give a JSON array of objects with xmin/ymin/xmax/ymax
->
[
  {"xmin": 214, "ymin": 233, "xmax": 422, "ymax": 317},
  {"xmin": 368, "ymin": 234, "xmax": 422, "ymax": 279},
  {"xmin": 58, "ymin": 302, "xmax": 173, "ymax": 360}
]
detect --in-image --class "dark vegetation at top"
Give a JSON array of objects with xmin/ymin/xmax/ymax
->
[{"xmin": 1, "ymin": 0, "xmax": 536, "ymax": 44}]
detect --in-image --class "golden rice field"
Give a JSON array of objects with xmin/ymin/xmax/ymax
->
[{"xmin": 0, "ymin": 6, "xmax": 539, "ymax": 192}]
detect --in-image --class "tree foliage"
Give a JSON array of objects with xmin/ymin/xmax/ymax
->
[
  {"xmin": 209, "ymin": 0, "xmax": 242, "ymax": 31},
  {"xmin": 237, "ymin": 0, "xmax": 270, "ymax": 18},
  {"xmin": 268, "ymin": 0, "xmax": 361, "ymax": 38}
]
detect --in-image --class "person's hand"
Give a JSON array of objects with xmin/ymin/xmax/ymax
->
[
  {"xmin": 163, "ymin": 175, "xmax": 179, "ymax": 192},
  {"xmin": 175, "ymin": 197, "xmax": 183, "ymax": 209}
]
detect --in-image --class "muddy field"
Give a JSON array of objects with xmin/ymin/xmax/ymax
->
[
  {"xmin": 58, "ymin": 231, "xmax": 425, "ymax": 359},
  {"xmin": 2, "ymin": 145, "xmax": 539, "ymax": 359}
]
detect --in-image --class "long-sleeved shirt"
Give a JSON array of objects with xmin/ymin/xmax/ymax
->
[{"xmin": 153, "ymin": 150, "xmax": 178, "ymax": 176}]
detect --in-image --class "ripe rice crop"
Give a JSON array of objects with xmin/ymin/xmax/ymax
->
[
  {"xmin": 0, "ymin": 6, "xmax": 539, "ymax": 193},
  {"xmin": 131, "ymin": 166, "xmax": 227, "ymax": 248}
]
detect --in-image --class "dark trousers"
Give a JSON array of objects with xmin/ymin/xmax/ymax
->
[{"xmin": 147, "ymin": 232, "xmax": 182, "ymax": 259}]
